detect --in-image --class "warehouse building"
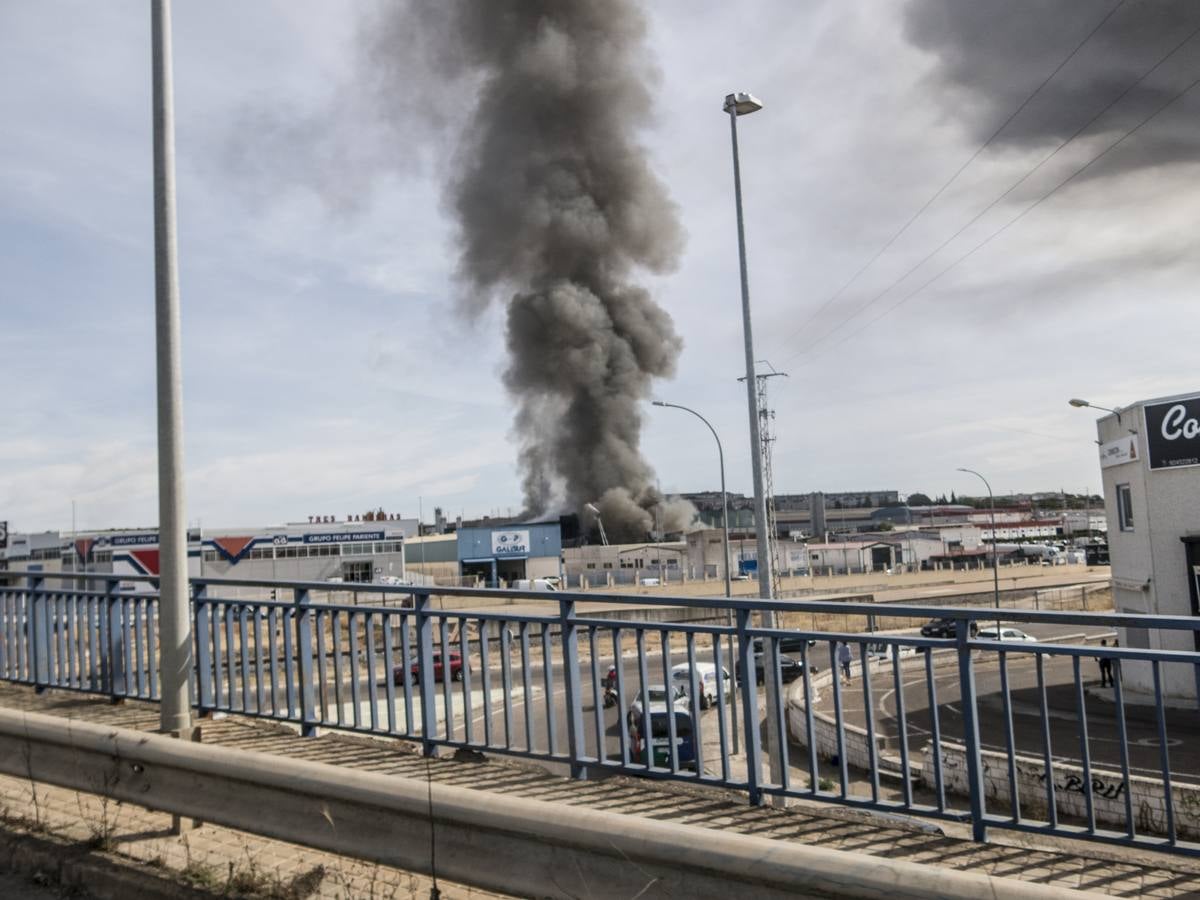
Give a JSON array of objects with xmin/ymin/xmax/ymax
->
[
  {"xmin": 4, "ymin": 519, "xmax": 418, "ymax": 588},
  {"xmin": 456, "ymin": 521, "xmax": 562, "ymax": 587}
]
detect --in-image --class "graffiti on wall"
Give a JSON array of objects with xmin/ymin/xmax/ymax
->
[{"xmin": 1038, "ymin": 771, "xmax": 1126, "ymax": 801}]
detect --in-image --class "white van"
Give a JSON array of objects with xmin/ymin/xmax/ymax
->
[
  {"xmin": 670, "ymin": 662, "xmax": 733, "ymax": 710},
  {"xmin": 512, "ymin": 577, "xmax": 559, "ymax": 592}
]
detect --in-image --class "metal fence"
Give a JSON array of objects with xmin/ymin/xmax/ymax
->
[{"xmin": 1, "ymin": 570, "xmax": 1198, "ymax": 858}]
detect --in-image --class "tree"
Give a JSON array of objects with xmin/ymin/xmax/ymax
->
[
  {"xmin": 950, "ymin": 490, "xmax": 957, "ymax": 504},
  {"xmin": 907, "ymin": 493, "xmax": 933, "ymax": 506}
]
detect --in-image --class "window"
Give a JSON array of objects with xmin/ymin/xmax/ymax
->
[{"xmin": 1117, "ymin": 484, "xmax": 1134, "ymax": 532}]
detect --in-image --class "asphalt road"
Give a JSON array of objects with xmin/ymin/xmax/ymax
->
[{"xmin": 812, "ymin": 622, "xmax": 1200, "ymax": 780}]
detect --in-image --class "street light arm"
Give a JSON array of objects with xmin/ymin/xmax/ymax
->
[{"xmin": 652, "ymin": 401, "xmax": 724, "ymax": 460}]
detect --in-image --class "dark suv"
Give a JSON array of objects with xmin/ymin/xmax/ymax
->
[{"xmin": 920, "ymin": 618, "xmax": 978, "ymax": 638}]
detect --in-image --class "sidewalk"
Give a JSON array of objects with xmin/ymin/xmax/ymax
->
[{"xmin": 0, "ymin": 682, "xmax": 1197, "ymax": 898}]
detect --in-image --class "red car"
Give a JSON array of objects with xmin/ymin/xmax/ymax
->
[{"xmin": 395, "ymin": 652, "xmax": 464, "ymax": 685}]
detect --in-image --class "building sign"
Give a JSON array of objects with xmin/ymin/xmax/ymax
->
[
  {"xmin": 1145, "ymin": 396, "xmax": 1200, "ymax": 470},
  {"xmin": 491, "ymin": 530, "xmax": 530, "ymax": 556},
  {"xmin": 304, "ymin": 531, "xmax": 385, "ymax": 544},
  {"xmin": 1098, "ymin": 436, "xmax": 1139, "ymax": 469},
  {"xmin": 110, "ymin": 534, "xmax": 159, "ymax": 547}
]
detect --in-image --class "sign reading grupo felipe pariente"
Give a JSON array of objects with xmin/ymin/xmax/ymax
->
[
  {"xmin": 491, "ymin": 530, "xmax": 530, "ymax": 556},
  {"xmin": 1145, "ymin": 394, "xmax": 1200, "ymax": 471}
]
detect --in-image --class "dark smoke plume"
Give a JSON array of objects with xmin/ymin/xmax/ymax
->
[
  {"xmin": 366, "ymin": 2, "xmax": 685, "ymax": 541},
  {"xmin": 905, "ymin": 1, "xmax": 1200, "ymax": 172}
]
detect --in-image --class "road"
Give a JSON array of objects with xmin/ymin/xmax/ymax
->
[{"xmin": 812, "ymin": 622, "xmax": 1200, "ymax": 780}]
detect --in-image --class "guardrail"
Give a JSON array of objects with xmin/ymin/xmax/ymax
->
[
  {"xmin": 0, "ymin": 708, "xmax": 1088, "ymax": 900},
  {"xmin": 1, "ymin": 569, "xmax": 1197, "ymax": 858}
]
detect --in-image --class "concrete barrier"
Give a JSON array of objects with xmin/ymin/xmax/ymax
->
[
  {"xmin": 921, "ymin": 740, "xmax": 1200, "ymax": 840},
  {"xmin": 0, "ymin": 708, "xmax": 1100, "ymax": 899}
]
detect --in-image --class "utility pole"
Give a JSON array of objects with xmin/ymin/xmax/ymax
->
[
  {"xmin": 741, "ymin": 364, "xmax": 788, "ymax": 597},
  {"xmin": 152, "ymin": 0, "xmax": 192, "ymax": 737}
]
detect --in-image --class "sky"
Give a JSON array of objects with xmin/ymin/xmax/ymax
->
[{"xmin": 3, "ymin": 0, "xmax": 1199, "ymax": 533}]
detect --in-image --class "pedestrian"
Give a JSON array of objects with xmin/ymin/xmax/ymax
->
[
  {"xmin": 1098, "ymin": 638, "xmax": 1113, "ymax": 687},
  {"xmin": 838, "ymin": 642, "xmax": 853, "ymax": 685}
]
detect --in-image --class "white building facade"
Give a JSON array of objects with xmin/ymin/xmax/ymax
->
[{"xmin": 1096, "ymin": 390, "xmax": 1200, "ymax": 704}]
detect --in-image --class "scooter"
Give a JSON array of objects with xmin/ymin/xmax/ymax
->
[{"xmin": 602, "ymin": 665, "xmax": 618, "ymax": 708}]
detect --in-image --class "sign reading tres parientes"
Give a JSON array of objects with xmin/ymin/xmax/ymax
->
[{"xmin": 1144, "ymin": 394, "xmax": 1200, "ymax": 471}]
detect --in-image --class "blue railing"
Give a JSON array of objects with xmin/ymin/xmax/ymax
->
[{"xmin": 1, "ymin": 569, "xmax": 1198, "ymax": 857}]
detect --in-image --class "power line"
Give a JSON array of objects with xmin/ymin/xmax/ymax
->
[
  {"xmin": 772, "ymin": 0, "xmax": 1128, "ymax": 352},
  {"xmin": 783, "ymin": 18, "xmax": 1200, "ymax": 365},
  {"xmin": 790, "ymin": 70, "xmax": 1200, "ymax": 368}
]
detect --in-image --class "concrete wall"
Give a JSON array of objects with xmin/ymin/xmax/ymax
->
[{"xmin": 922, "ymin": 741, "xmax": 1200, "ymax": 840}]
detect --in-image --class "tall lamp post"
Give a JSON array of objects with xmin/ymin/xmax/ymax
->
[
  {"xmin": 152, "ymin": 0, "xmax": 191, "ymax": 737},
  {"xmin": 652, "ymin": 400, "xmax": 738, "ymax": 753},
  {"xmin": 725, "ymin": 90, "xmax": 782, "ymax": 789},
  {"xmin": 958, "ymin": 468, "xmax": 1000, "ymax": 631}
]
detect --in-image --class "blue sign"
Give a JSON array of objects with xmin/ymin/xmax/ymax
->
[{"xmin": 110, "ymin": 534, "xmax": 159, "ymax": 547}]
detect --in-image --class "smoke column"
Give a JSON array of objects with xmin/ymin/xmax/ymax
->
[{"xmin": 372, "ymin": 2, "xmax": 686, "ymax": 540}]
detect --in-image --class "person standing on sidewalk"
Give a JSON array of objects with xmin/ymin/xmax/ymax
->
[
  {"xmin": 1098, "ymin": 639, "xmax": 1113, "ymax": 687},
  {"xmin": 838, "ymin": 642, "xmax": 853, "ymax": 685}
]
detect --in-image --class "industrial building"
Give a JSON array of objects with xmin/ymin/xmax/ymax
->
[
  {"xmin": 1096, "ymin": 389, "xmax": 1200, "ymax": 704},
  {"xmin": 2, "ymin": 519, "xmax": 418, "ymax": 588},
  {"xmin": 456, "ymin": 521, "xmax": 562, "ymax": 587}
]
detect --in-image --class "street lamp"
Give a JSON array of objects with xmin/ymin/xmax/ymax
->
[
  {"xmin": 724, "ymin": 89, "xmax": 782, "ymax": 792},
  {"xmin": 652, "ymin": 399, "xmax": 739, "ymax": 753},
  {"xmin": 1069, "ymin": 398, "xmax": 1121, "ymax": 424},
  {"xmin": 152, "ymin": 0, "xmax": 192, "ymax": 738},
  {"xmin": 957, "ymin": 468, "xmax": 1000, "ymax": 632}
]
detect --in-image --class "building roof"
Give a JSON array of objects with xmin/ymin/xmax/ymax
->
[{"xmin": 807, "ymin": 541, "xmax": 895, "ymax": 551}]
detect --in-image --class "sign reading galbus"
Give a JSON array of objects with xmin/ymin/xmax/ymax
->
[
  {"xmin": 0, "ymin": 521, "xmax": 7, "ymax": 550},
  {"xmin": 1145, "ymin": 394, "xmax": 1200, "ymax": 471},
  {"xmin": 491, "ymin": 530, "xmax": 530, "ymax": 556}
]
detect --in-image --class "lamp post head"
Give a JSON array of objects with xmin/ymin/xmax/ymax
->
[
  {"xmin": 1068, "ymin": 398, "xmax": 1090, "ymax": 409},
  {"xmin": 584, "ymin": 503, "xmax": 601, "ymax": 516},
  {"xmin": 651, "ymin": 400, "xmax": 666, "ymax": 408},
  {"xmin": 724, "ymin": 92, "xmax": 763, "ymax": 116}
]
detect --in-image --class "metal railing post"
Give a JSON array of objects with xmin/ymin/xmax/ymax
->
[
  {"xmin": 955, "ymin": 617, "xmax": 987, "ymax": 842},
  {"xmin": 294, "ymin": 587, "xmax": 318, "ymax": 736},
  {"xmin": 735, "ymin": 606, "xmax": 762, "ymax": 805},
  {"xmin": 108, "ymin": 581, "xmax": 128, "ymax": 701},
  {"xmin": 27, "ymin": 574, "xmax": 47, "ymax": 691},
  {"xmin": 560, "ymin": 599, "xmax": 588, "ymax": 780},
  {"xmin": 193, "ymin": 584, "xmax": 212, "ymax": 715},
  {"xmin": 416, "ymin": 594, "xmax": 437, "ymax": 756}
]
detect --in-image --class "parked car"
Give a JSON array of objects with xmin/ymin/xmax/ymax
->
[
  {"xmin": 920, "ymin": 618, "xmax": 979, "ymax": 638},
  {"xmin": 736, "ymin": 646, "xmax": 811, "ymax": 685},
  {"xmin": 862, "ymin": 641, "xmax": 917, "ymax": 662},
  {"xmin": 670, "ymin": 662, "xmax": 732, "ymax": 709},
  {"xmin": 630, "ymin": 707, "xmax": 696, "ymax": 769},
  {"xmin": 976, "ymin": 626, "xmax": 1038, "ymax": 643},
  {"xmin": 627, "ymin": 683, "xmax": 687, "ymax": 728},
  {"xmin": 397, "ymin": 651, "xmax": 465, "ymax": 685}
]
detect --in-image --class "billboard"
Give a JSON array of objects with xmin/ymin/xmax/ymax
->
[{"xmin": 1145, "ymin": 395, "xmax": 1200, "ymax": 471}]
